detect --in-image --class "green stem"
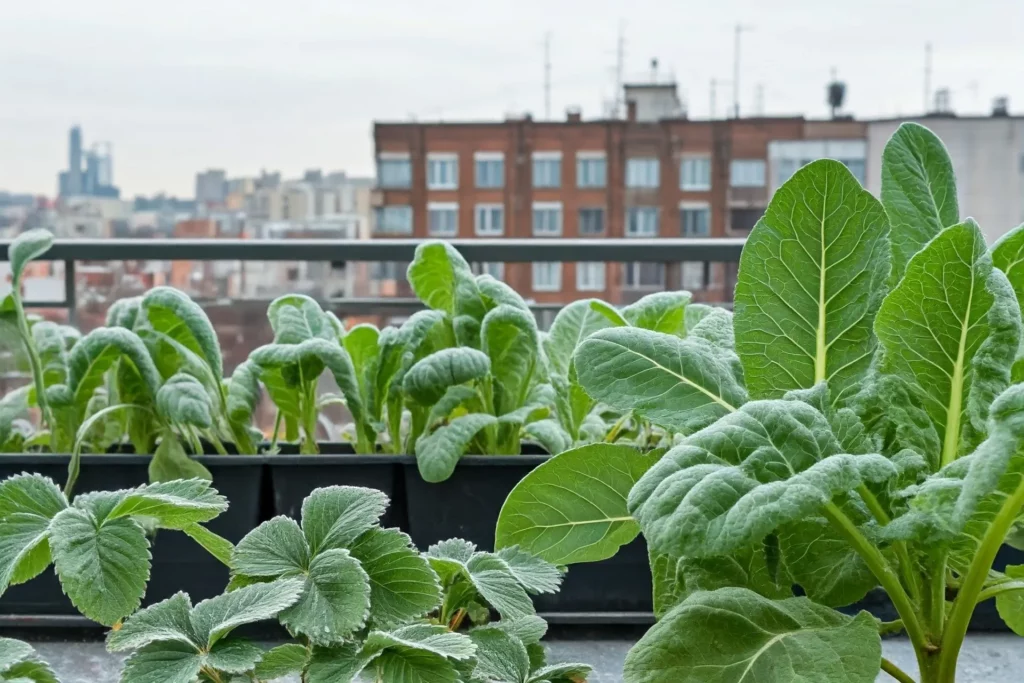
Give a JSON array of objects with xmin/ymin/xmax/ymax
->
[
  {"xmin": 977, "ymin": 580, "xmax": 1024, "ymax": 604},
  {"xmin": 881, "ymin": 658, "xmax": 917, "ymax": 683},
  {"xmin": 205, "ymin": 431, "xmax": 230, "ymax": 456},
  {"xmin": 857, "ymin": 484, "xmax": 922, "ymax": 605},
  {"xmin": 66, "ymin": 403, "xmax": 152, "ymax": 499},
  {"xmin": 270, "ymin": 410, "xmax": 282, "ymax": 451},
  {"xmin": 937, "ymin": 477, "xmax": 1024, "ymax": 682},
  {"xmin": 822, "ymin": 502, "xmax": 930, "ymax": 671},
  {"xmin": 925, "ymin": 554, "xmax": 947, "ymax": 638},
  {"xmin": 878, "ymin": 619, "xmax": 905, "ymax": 636},
  {"xmin": 12, "ymin": 291, "xmax": 54, "ymax": 432},
  {"xmin": 604, "ymin": 412, "xmax": 631, "ymax": 443}
]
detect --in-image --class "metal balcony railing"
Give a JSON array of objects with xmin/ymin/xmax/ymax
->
[{"xmin": 0, "ymin": 237, "xmax": 746, "ymax": 323}]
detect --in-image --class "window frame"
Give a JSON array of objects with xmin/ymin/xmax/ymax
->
[
  {"xmin": 626, "ymin": 157, "xmax": 660, "ymax": 189},
  {"xmin": 576, "ymin": 262, "xmax": 606, "ymax": 292},
  {"xmin": 626, "ymin": 206, "xmax": 660, "ymax": 237},
  {"xmin": 376, "ymin": 152, "xmax": 412, "ymax": 189},
  {"xmin": 679, "ymin": 201, "xmax": 711, "ymax": 237},
  {"xmin": 426, "ymin": 152, "xmax": 459, "ymax": 190},
  {"xmin": 679, "ymin": 155, "xmax": 712, "ymax": 191},
  {"xmin": 474, "ymin": 203, "xmax": 505, "ymax": 237},
  {"xmin": 729, "ymin": 159, "xmax": 767, "ymax": 188},
  {"xmin": 532, "ymin": 262, "xmax": 563, "ymax": 292},
  {"xmin": 532, "ymin": 201, "xmax": 563, "ymax": 237},
  {"xmin": 374, "ymin": 205, "xmax": 413, "ymax": 235},
  {"xmin": 681, "ymin": 261, "xmax": 710, "ymax": 290},
  {"xmin": 427, "ymin": 201, "xmax": 459, "ymax": 237},
  {"xmin": 576, "ymin": 151, "xmax": 607, "ymax": 188},
  {"xmin": 532, "ymin": 151, "xmax": 563, "ymax": 189},
  {"xmin": 474, "ymin": 151, "xmax": 505, "ymax": 189},
  {"xmin": 578, "ymin": 207, "xmax": 606, "ymax": 236}
]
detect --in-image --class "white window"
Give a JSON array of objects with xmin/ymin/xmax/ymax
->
[
  {"xmin": 576, "ymin": 262, "xmax": 605, "ymax": 291},
  {"xmin": 472, "ymin": 262, "xmax": 505, "ymax": 281},
  {"xmin": 578, "ymin": 208, "xmax": 605, "ymax": 235},
  {"xmin": 626, "ymin": 207, "xmax": 659, "ymax": 237},
  {"xmin": 533, "ymin": 152, "xmax": 562, "ymax": 188},
  {"xmin": 532, "ymin": 262, "xmax": 562, "ymax": 291},
  {"xmin": 475, "ymin": 152, "xmax": 504, "ymax": 188},
  {"xmin": 532, "ymin": 202, "xmax": 563, "ymax": 236},
  {"xmin": 371, "ymin": 261, "xmax": 407, "ymax": 281},
  {"xmin": 681, "ymin": 261, "xmax": 709, "ymax": 290},
  {"xmin": 577, "ymin": 152, "xmax": 607, "ymax": 188},
  {"xmin": 680, "ymin": 203, "xmax": 711, "ymax": 237},
  {"xmin": 428, "ymin": 202, "xmax": 458, "ymax": 236},
  {"xmin": 730, "ymin": 159, "xmax": 766, "ymax": 187},
  {"xmin": 377, "ymin": 154, "xmax": 411, "ymax": 188},
  {"xmin": 475, "ymin": 203, "xmax": 504, "ymax": 236},
  {"xmin": 374, "ymin": 206, "xmax": 412, "ymax": 235},
  {"xmin": 624, "ymin": 263, "xmax": 665, "ymax": 288},
  {"xmin": 626, "ymin": 157, "xmax": 660, "ymax": 188},
  {"xmin": 842, "ymin": 159, "xmax": 866, "ymax": 185},
  {"xmin": 427, "ymin": 153, "xmax": 458, "ymax": 189},
  {"xmin": 680, "ymin": 156, "xmax": 711, "ymax": 190}
]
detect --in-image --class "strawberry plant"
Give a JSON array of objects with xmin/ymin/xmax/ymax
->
[
  {"xmin": 496, "ymin": 123, "xmax": 1024, "ymax": 682},
  {"xmin": 0, "ymin": 637, "xmax": 58, "ymax": 682}
]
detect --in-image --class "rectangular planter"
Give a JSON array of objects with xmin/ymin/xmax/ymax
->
[
  {"xmin": 0, "ymin": 454, "xmax": 265, "ymax": 615},
  {"xmin": 266, "ymin": 443, "xmax": 405, "ymax": 531},
  {"xmin": 402, "ymin": 454, "xmax": 653, "ymax": 614}
]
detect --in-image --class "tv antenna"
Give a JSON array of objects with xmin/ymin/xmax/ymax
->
[
  {"xmin": 544, "ymin": 32, "xmax": 552, "ymax": 119},
  {"xmin": 733, "ymin": 24, "xmax": 753, "ymax": 118}
]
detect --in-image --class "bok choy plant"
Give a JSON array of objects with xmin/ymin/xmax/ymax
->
[{"xmin": 496, "ymin": 123, "xmax": 1024, "ymax": 683}]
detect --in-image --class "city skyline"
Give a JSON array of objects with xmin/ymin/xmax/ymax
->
[{"xmin": 2, "ymin": 0, "xmax": 1023, "ymax": 196}]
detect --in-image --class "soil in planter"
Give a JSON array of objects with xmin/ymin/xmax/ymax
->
[{"xmin": 0, "ymin": 455, "xmax": 263, "ymax": 615}]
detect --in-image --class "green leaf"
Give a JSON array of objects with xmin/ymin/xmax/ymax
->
[
  {"xmin": 181, "ymin": 523, "xmax": 234, "ymax": 567},
  {"xmin": 226, "ymin": 360, "xmax": 260, "ymax": 424},
  {"xmin": 623, "ymin": 588, "xmax": 881, "ymax": 683},
  {"xmin": 575, "ymin": 327, "xmax": 746, "ymax": 434},
  {"xmin": 106, "ymin": 592, "xmax": 197, "ymax": 652},
  {"xmin": 426, "ymin": 385, "xmax": 478, "ymax": 427},
  {"xmin": 477, "ymin": 274, "xmax": 531, "ymax": 312},
  {"xmin": 495, "ymin": 546, "xmax": 563, "ymax": 595},
  {"xmin": 204, "ymin": 638, "xmax": 265, "ymax": 673},
  {"xmin": 348, "ymin": 528, "xmax": 441, "ymax": 628},
  {"xmin": 629, "ymin": 399, "xmax": 897, "ymax": 559},
  {"xmin": 465, "ymin": 553, "xmax": 534, "ymax": 620},
  {"xmin": 373, "ymin": 647, "xmax": 460, "ymax": 683},
  {"xmin": 32, "ymin": 322, "xmax": 69, "ymax": 386},
  {"xmin": 408, "ymin": 241, "xmax": 486, "ymax": 323},
  {"xmin": 305, "ymin": 643, "xmax": 373, "ymax": 683},
  {"xmin": 0, "ymin": 513, "xmax": 54, "ymax": 593},
  {"xmin": 68, "ymin": 327, "xmax": 162, "ymax": 409},
  {"xmin": 623, "ymin": 291, "xmax": 691, "ymax": 336},
  {"xmin": 140, "ymin": 286, "xmax": 224, "ymax": 380},
  {"xmin": 482, "ymin": 305, "xmax": 541, "ymax": 416},
  {"xmin": 149, "ymin": 436, "xmax": 213, "ymax": 483},
  {"xmin": 415, "ymin": 413, "xmax": 498, "ymax": 483},
  {"xmin": 253, "ymin": 643, "xmax": 310, "ymax": 680},
  {"xmin": 588, "ymin": 300, "xmax": 629, "ymax": 327},
  {"xmin": 403, "ymin": 348, "xmax": 491, "ymax": 406},
  {"xmin": 995, "ymin": 565, "xmax": 1024, "ymax": 636},
  {"xmin": 232, "ymin": 516, "xmax": 310, "ymax": 577},
  {"xmin": 278, "ymin": 549, "xmax": 371, "ymax": 645},
  {"xmin": 301, "ymin": 485, "xmax": 390, "ymax": 554},
  {"xmin": 106, "ymin": 478, "xmax": 227, "ymax": 529},
  {"xmin": 0, "ymin": 638, "xmax": 58, "ymax": 683},
  {"xmin": 494, "ymin": 616, "xmax": 547, "ymax": 645},
  {"xmin": 496, "ymin": 444, "xmax": 661, "ymax": 565},
  {"xmin": 344, "ymin": 323, "xmax": 380, "ymax": 407},
  {"xmin": 687, "ymin": 307, "xmax": 736, "ymax": 352},
  {"xmin": 155, "ymin": 373, "xmax": 213, "ymax": 428},
  {"xmin": 882, "ymin": 122, "xmax": 960, "ymax": 283},
  {"xmin": 469, "ymin": 626, "xmax": 530, "ymax": 683},
  {"xmin": 875, "ymin": 220, "xmax": 1020, "ymax": 467},
  {"xmin": 49, "ymin": 507, "xmax": 150, "ymax": 626},
  {"xmin": 544, "ymin": 299, "xmax": 615, "ymax": 378},
  {"xmin": 119, "ymin": 641, "xmax": 202, "ymax": 683},
  {"xmin": 190, "ymin": 578, "xmax": 305, "ymax": 645},
  {"xmin": 733, "ymin": 159, "xmax": 889, "ymax": 408},
  {"xmin": 523, "ymin": 419, "xmax": 572, "ymax": 455},
  {"xmin": 8, "ymin": 229, "xmax": 53, "ymax": 284},
  {"xmin": 362, "ymin": 624, "xmax": 476, "ymax": 661},
  {"xmin": 777, "ymin": 515, "xmax": 876, "ymax": 608},
  {"xmin": 267, "ymin": 294, "xmax": 336, "ymax": 344},
  {"xmin": 105, "ymin": 296, "xmax": 142, "ymax": 329},
  {"xmin": 528, "ymin": 662, "xmax": 593, "ymax": 683}
]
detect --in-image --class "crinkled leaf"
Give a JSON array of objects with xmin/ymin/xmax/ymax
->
[
  {"xmin": 119, "ymin": 641, "xmax": 202, "ymax": 683},
  {"xmin": 149, "ymin": 436, "xmax": 213, "ymax": 483},
  {"xmin": 882, "ymin": 121, "xmax": 960, "ymax": 283},
  {"xmin": 528, "ymin": 662, "xmax": 593, "ymax": 683},
  {"xmin": 106, "ymin": 478, "xmax": 227, "ymax": 529},
  {"xmin": 301, "ymin": 485, "xmax": 389, "ymax": 554},
  {"xmin": 416, "ymin": 413, "xmax": 498, "ymax": 483},
  {"xmin": 544, "ymin": 299, "xmax": 615, "ymax": 378},
  {"xmin": 205, "ymin": 638, "xmax": 265, "ymax": 673},
  {"xmin": 575, "ymin": 327, "xmax": 747, "ymax": 434},
  {"xmin": 32, "ymin": 322, "xmax": 69, "ymax": 386},
  {"xmin": 623, "ymin": 588, "xmax": 881, "ymax": 683},
  {"xmin": 496, "ymin": 616, "xmax": 547, "ymax": 646},
  {"xmin": 734, "ymin": 159, "xmax": 889, "ymax": 409},
  {"xmin": 469, "ymin": 626, "xmax": 530, "ymax": 683},
  {"xmin": 623, "ymin": 291, "xmax": 691, "ymax": 336},
  {"xmin": 348, "ymin": 528, "xmax": 441, "ymax": 628},
  {"xmin": 232, "ymin": 516, "xmax": 309, "ymax": 577},
  {"xmin": 190, "ymin": 578, "xmax": 304, "ymax": 646},
  {"xmin": 267, "ymin": 294, "xmax": 336, "ymax": 344},
  {"xmin": 106, "ymin": 592, "xmax": 197, "ymax": 652},
  {"xmin": 226, "ymin": 360, "xmax": 260, "ymax": 424},
  {"xmin": 496, "ymin": 444, "xmax": 663, "ymax": 565},
  {"xmin": 465, "ymin": 553, "xmax": 534, "ymax": 620},
  {"xmin": 477, "ymin": 274, "xmax": 530, "ymax": 312},
  {"xmin": 403, "ymin": 348, "xmax": 491, "ymax": 406},
  {"xmin": 483, "ymin": 305, "xmax": 541, "ymax": 416},
  {"xmin": 68, "ymin": 327, "xmax": 161, "ymax": 409},
  {"xmin": 305, "ymin": 642, "xmax": 373, "ymax": 683},
  {"xmin": 523, "ymin": 419, "xmax": 572, "ymax": 455},
  {"xmin": 105, "ymin": 296, "xmax": 142, "ymax": 330},
  {"xmin": 362, "ymin": 624, "xmax": 475, "ymax": 661},
  {"xmin": 427, "ymin": 385, "xmax": 479, "ymax": 427},
  {"xmin": 373, "ymin": 646, "xmax": 460, "ymax": 683},
  {"xmin": 8, "ymin": 229, "xmax": 53, "ymax": 284},
  {"xmin": 777, "ymin": 515, "xmax": 877, "ymax": 608},
  {"xmin": 253, "ymin": 643, "xmax": 310, "ymax": 680},
  {"xmin": 278, "ymin": 549, "xmax": 371, "ymax": 645},
  {"xmin": 141, "ymin": 286, "xmax": 224, "ymax": 380},
  {"xmin": 49, "ymin": 507, "xmax": 150, "ymax": 626}
]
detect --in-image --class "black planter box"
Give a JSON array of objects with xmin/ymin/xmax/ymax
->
[
  {"xmin": 402, "ymin": 453, "xmax": 653, "ymax": 613},
  {"xmin": 266, "ymin": 443, "xmax": 405, "ymax": 531},
  {"xmin": 0, "ymin": 454, "xmax": 264, "ymax": 615}
]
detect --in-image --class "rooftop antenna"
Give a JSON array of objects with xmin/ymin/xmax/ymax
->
[
  {"xmin": 755, "ymin": 83, "xmax": 764, "ymax": 116},
  {"xmin": 924, "ymin": 42, "xmax": 933, "ymax": 113},
  {"xmin": 544, "ymin": 32, "xmax": 552, "ymax": 119},
  {"xmin": 733, "ymin": 24, "xmax": 753, "ymax": 118},
  {"xmin": 614, "ymin": 21, "xmax": 626, "ymax": 118}
]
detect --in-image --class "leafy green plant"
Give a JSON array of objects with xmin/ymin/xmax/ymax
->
[
  {"xmin": 496, "ymin": 123, "xmax": 1024, "ymax": 683},
  {"xmin": 0, "ymin": 636, "xmax": 59, "ymax": 682}
]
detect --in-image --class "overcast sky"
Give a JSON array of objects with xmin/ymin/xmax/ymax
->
[{"xmin": 2, "ymin": 0, "xmax": 1022, "ymax": 197}]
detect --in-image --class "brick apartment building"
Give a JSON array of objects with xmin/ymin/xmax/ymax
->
[{"xmin": 371, "ymin": 83, "xmax": 866, "ymax": 315}]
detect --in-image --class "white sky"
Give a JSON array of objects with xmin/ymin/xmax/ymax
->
[{"xmin": 2, "ymin": 0, "xmax": 1022, "ymax": 197}]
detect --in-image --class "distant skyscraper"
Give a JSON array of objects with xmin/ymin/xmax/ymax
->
[
  {"xmin": 195, "ymin": 169, "xmax": 228, "ymax": 205},
  {"xmin": 59, "ymin": 129, "xmax": 119, "ymax": 198},
  {"xmin": 67, "ymin": 126, "xmax": 82, "ymax": 196}
]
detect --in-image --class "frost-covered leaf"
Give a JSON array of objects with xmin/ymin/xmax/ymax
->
[
  {"xmin": 49, "ymin": 507, "xmax": 150, "ymax": 626},
  {"xmin": 415, "ymin": 413, "xmax": 498, "ymax": 483},
  {"xmin": 204, "ymin": 638, "xmax": 264, "ymax": 673},
  {"xmin": 32, "ymin": 322, "xmax": 69, "ymax": 386},
  {"xmin": 465, "ymin": 553, "xmax": 534, "ymax": 620},
  {"xmin": 734, "ymin": 159, "xmax": 889, "ymax": 409},
  {"xmin": 181, "ymin": 523, "xmax": 234, "ymax": 567},
  {"xmin": 373, "ymin": 647, "xmax": 460, "ymax": 683},
  {"xmin": 349, "ymin": 528, "xmax": 441, "ymax": 628},
  {"xmin": 267, "ymin": 294, "xmax": 336, "ymax": 344},
  {"xmin": 68, "ymin": 327, "xmax": 161, "ymax": 410},
  {"xmin": 495, "ymin": 546, "xmax": 563, "ymax": 595},
  {"xmin": 226, "ymin": 360, "xmax": 260, "ymax": 424},
  {"xmin": 190, "ymin": 578, "xmax": 304, "ymax": 645},
  {"xmin": 8, "ymin": 229, "xmax": 53, "ymax": 284},
  {"xmin": 523, "ymin": 419, "xmax": 572, "ymax": 456},
  {"xmin": 544, "ymin": 299, "xmax": 616, "ymax": 378},
  {"xmin": 301, "ymin": 486, "xmax": 389, "ymax": 555},
  {"xmin": 427, "ymin": 385, "xmax": 479, "ymax": 427},
  {"xmin": 403, "ymin": 348, "xmax": 491, "ymax": 406},
  {"xmin": 478, "ymin": 274, "xmax": 531, "ymax": 312},
  {"xmin": 407, "ymin": 242, "xmax": 487, "ymax": 330},
  {"xmin": 496, "ymin": 444, "xmax": 662, "ymax": 565},
  {"xmin": 278, "ymin": 549, "xmax": 371, "ymax": 645},
  {"xmin": 344, "ymin": 323, "xmax": 380, "ymax": 407},
  {"xmin": 469, "ymin": 626, "xmax": 530, "ymax": 683},
  {"xmin": 623, "ymin": 291, "xmax": 691, "ymax": 336},
  {"xmin": 363, "ymin": 624, "xmax": 475, "ymax": 661},
  {"xmin": 528, "ymin": 662, "xmax": 593, "ymax": 683},
  {"xmin": 623, "ymin": 588, "xmax": 881, "ymax": 683},
  {"xmin": 119, "ymin": 641, "xmax": 202, "ymax": 683},
  {"xmin": 253, "ymin": 643, "xmax": 310, "ymax": 680},
  {"xmin": 141, "ymin": 286, "xmax": 224, "ymax": 381},
  {"xmin": 232, "ymin": 516, "xmax": 309, "ymax": 577},
  {"xmin": 483, "ymin": 305, "xmax": 541, "ymax": 416},
  {"xmin": 575, "ymin": 327, "xmax": 746, "ymax": 434},
  {"xmin": 0, "ymin": 637, "xmax": 58, "ymax": 683},
  {"xmin": 629, "ymin": 399, "xmax": 897, "ymax": 559},
  {"xmin": 106, "ymin": 592, "xmax": 196, "ymax": 652},
  {"xmin": 105, "ymin": 296, "xmax": 141, "ymax": 330},
  {"xmin": 777, "ymin": 515, "xmax": 877, "ymax": 608},
  {"xmin": 107, "ymin": 478, "xmax": 227, "ymax": 529},
  {"xmin": 0, "ymin": 474, "xmax": 67, "ymax": 594},
  {"xmin": 588, "ymin": 300, "xmax": 628, "ymax": 327},
  {"xmin": 882, "ymin": 122, "xmax": 960, "ymax": 283}
]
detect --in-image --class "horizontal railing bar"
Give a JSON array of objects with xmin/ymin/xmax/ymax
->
[{"xmin": 0, "ymin": 238, "xmax": 746, "ymax": 262}]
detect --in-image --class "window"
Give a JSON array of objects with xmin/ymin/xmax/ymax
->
[
  {"xmin": 371, "ymin": 261, "xmax": 408, "ymax": 282},
  {"xmin": 681, "ymin": 261, "xmax": 709, "ymax": 290},
  {"xmin": 776, "ymin": 158, "xmax": 802, "ymax": 187},
  {"xmin": 427, "ymin": 153, "xmax": 458, "ymax": 189},
  {"xmin": 374, "ymin": 205, "xmax": 412, "ymax": 235},
  {"xmin": 532, "ymin": 262, "xmax": 562, "ymax": 291},
  {"xmin": 577, "ymin": 152, "xmax": 607, "ymax": 188},
  {"xmin": 578, "ymin": 208, "xmax": 605, "ymax": 235},
  {"xmin": 532, "ymin": 202, "xmax": 563, "ymax": 236},
  {"xmin": 730, "ymin": 208, "xmax": 763, "ymax": 234},
  {"xmin": 533, "ymin": 152, "xmax": 562, "ymax": 188},
  {"xmin": 680, "ymin": 156, "xmax": 711, "ymax": 190},
  {"xmin": 626, "ymin": 158, "xmax": 660, "ymax": 188},
  {"xmin": 475, "ymin": 204, "xmax": 504, "ymax": 236},
  {"xmin": 475, "ymin": 153, "xmax": 504, "ymax": 188},
  {"xmin": 576, "ymin": 262, "xmax": 605, "ymax": 291},
  {"xmin": 377, "ymin": 155, "xmax": 411, "ymax": 188},
  {"xmin": 428, "ymin": 202, "xmax": 458, "ymax": 236},
  {"xmin": 730, "ymin": 159, "xmax": 766, "ymax": 187},
  {"xmin": 472, "ymin": 262, "xmax": 505, "ymax": 281},
  {"xmin": 842, "ymin": 159, "xmax": 866, "ymax": 185},
  {"xmin": 626, "ymin": 207, "xmax": 659, "ymax": 237},
  {"xmin": 680, "ymin": 204, "xmax": 711, "ymax": 237},
  {"xmin": 624, "ymin": 263, "xmax": 665, "ymax": 288}
]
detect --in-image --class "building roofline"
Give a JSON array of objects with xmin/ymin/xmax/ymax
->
[{"xmin": 374, "ymin": 115, "xmax": 810, "ymax": 129}]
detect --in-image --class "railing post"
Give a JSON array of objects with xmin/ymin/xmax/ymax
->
[{"xmin": 64, "ymin": 259, "xmax": 77, "ymax": 327}]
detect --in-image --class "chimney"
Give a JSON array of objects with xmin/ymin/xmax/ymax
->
[
  {"xmin": 626, "ymin": 100, "xmax": 637, "ymax": 122},
  {"xmin": 566, "ymin": 107, "xmax": 582, "ymax": 123},
  {"xmin": 993, "ymin": 96, "xmax": 1009, "ymax": 117}
]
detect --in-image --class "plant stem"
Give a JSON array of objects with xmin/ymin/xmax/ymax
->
[
  {"xmin": 12, "ymin": 291, "xmax": 54, "ymax": 432},
  {"xmin": 270, "ymin": 410, "xmax": 282, "ymax": 451},
  {"xmin": 205, "ymin": 431, "xmax": 229, "ymax": 456},
  {"xmin": 822, "ymin": 502, "xmax": 929, "ymax": 670},
  {"xmin": 878, "ymin": 619, "xmax": 905, "ymax": 636},
  {"xmin": 925, "ymin": 554, "xmax": 947, "ymax": 638},
  {"xmin": 604, "ymin": 412, "xmax": 631, "ymax": 443},
  {"xmin": 448, "ymin": 608, "xmax": 467, "ymax": 631},
  {"xmin": 857, "ymin": 484, "xmax": 922, "ymax": 605},
  {"xmin": 881, "ymin": 658, "xmax": 917, "ymax": 683},
  {"xmin": 976, "ymin": 580, "xmax": 1024, "ymax": 604},
  {"xmin": 936, "ymin": 477, "xmax": 1024, "ymax": 682}
]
